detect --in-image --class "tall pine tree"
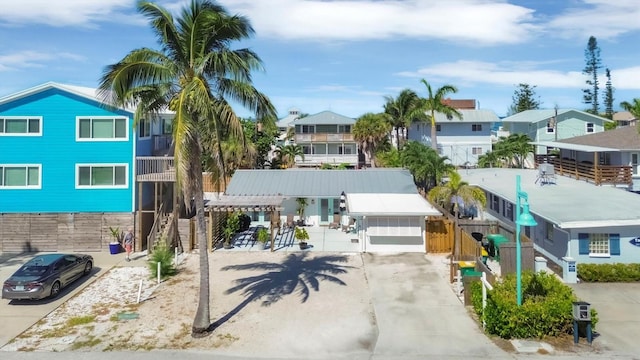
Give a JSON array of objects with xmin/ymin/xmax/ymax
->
[
  {"xmin": 582, "ymin": 36, "xmax": 602, "ymax": 114},
  {"xmin": 604, "ymin": 68, "xmax": 614, "ymax": 120},
  {"xmin": 508, "ymin": 83, "xmax": 541, "ymax": 115}
]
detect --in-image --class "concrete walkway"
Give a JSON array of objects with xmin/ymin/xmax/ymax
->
[{"xmin": 363, "ymin": 252, "xmax": 513, "ymax": 359}]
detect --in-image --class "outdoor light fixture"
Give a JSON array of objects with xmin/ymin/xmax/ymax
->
[{"xmin": 515, "ymin": 175, "xmax": 537, "ymax": 306}]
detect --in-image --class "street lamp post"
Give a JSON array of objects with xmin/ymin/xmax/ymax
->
[{"xmin": 515, "ymin": 175, "xmax": 537, "ymax": 306}]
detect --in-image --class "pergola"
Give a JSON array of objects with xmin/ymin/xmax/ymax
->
[{"xmin": 204, "ymin": 194, "xmax": 286, "ymax": 252}]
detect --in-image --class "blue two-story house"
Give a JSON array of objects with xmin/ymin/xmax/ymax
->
[
  {"xmin": 0, "ymin": 82, "xmax": 169, "ymax": 252},
  {"xmin": 407, "ymin": 109, "xmax": 498, "ymax": 167}
]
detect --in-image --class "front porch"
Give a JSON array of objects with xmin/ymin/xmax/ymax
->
[{"xmin": 218, "ymin": 225, "xmax": 360, "ymax": 252}]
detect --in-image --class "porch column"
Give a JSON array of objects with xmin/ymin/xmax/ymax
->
[
  {"xmin": 594, "ymin": 152, "xmax": 600, "ymax": 185},
  {"xmin": 137, "ymin": 182, "xmax": 143, "ymax": 252}
]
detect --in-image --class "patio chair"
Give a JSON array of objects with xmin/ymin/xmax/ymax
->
[
  {"xmin": 328, "ymin": 214, "xmax": 341, "ymax": 229},
  {"xmin": 342, "ymin": 218, "xmax": 356, "ymax": 233}
]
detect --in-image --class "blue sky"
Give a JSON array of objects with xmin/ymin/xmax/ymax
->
[{"xmin": 0, "ymin": 0, "xmax": 639, "ymax": 119}]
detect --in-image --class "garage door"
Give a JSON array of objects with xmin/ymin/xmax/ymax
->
[{"xmin": 366, "ymin": 216, "xmax": 424, "ymax": 252}]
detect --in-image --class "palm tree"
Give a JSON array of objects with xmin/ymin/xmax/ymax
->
[
  {"xmin": 477, "ymin": 150, "xmax": 501, "ymax": 168},
  {"xmin": 494, "ymin": 134, "xmax": 533, "ymax": 168},
  {"xmin": 419, "ymin": 79, "xmax": 462, "ymax": 152},
  {"xmin": 98, "ymin": 0, "xmax": 276, "ymax": 336},
  {"xmin": 428, "ymin": 169, "xmax": 486, "ymax": 219},
  {"xmin": 274, "ymin": 144, "xmax": 304, "ymax": 168},
  {"xmin": 620, "ymin": 98, "xmax": 640, "ymax": 120},
  {"xmin": 353, "ymin": 112, "xmax": 391, "ymax": 168},
  {"xmin": 400, "ymin": 141, "xmax": 454, "ymax": 191},
  {"xmin": 383, "ymin": 89, "xmax": 426, "ymax": 150}
]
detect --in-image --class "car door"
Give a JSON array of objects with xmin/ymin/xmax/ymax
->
[
  {"xmin": 64, "ymin": 255, "xmax": 83, "ymax": 280},
  {"xmin": 56, "ymin": 257, "xmax": 75, "ymax": 285}
]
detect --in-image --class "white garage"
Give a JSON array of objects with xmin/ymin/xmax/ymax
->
[{"xmin": 347, "ymin": 193, "xmax": 441, "ymax": 252}]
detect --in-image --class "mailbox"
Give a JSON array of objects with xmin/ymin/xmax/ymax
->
[{"xmin": 572, "ymin": 301, "xmax": 591, "ymax": 321}]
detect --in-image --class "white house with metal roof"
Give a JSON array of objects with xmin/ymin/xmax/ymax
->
[
  {"xmin": 223, "ymin": 168, "xmax": 441, "ymax": 252},
  {"xmin": 501, "ymin": 109, "xmax": 613, "ymax": 155},
  {"xmin": 291, "ymin": 111, "xmax": 361, "ymax": 168},
  {"xmin": 407, "ymin": 109, "xmax": 498, "ymax": 167},
  {"xmin": 460, "ymin": 168, "xmax": 640, "ymax": 282}
]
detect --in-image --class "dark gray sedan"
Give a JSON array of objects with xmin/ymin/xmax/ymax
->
[{"xmin": 2, "ymin": 253, "xmax": 93, "ymax": 300}]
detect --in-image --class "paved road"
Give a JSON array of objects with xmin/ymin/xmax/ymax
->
[{"xmin": 0, "ymin": 251, "xmax": 129, "ymax": 347}]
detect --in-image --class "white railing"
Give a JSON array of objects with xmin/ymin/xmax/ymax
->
[
  {"xmin": 295, "ymin": 154, "xmax": 358, "ymax": 166},
  {"xmin": 136, "ymin": 156, "xmax": 175, "ymax": 182},
  {"xmin": 481, "ymin": 271, "xmax": 493, "ymax": 330}
]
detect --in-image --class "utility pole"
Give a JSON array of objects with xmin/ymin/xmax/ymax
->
[{"xmin": 554, "ymin": 104, "xmax": 558, "ymax": 142}]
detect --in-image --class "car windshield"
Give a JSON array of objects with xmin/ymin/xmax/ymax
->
[{"xmin": 15, "ymin": 264, "xmax": 50, "ymax": 277}]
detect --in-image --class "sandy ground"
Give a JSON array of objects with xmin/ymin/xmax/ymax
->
[{"xmin": 2, "ymin": 251, "xmax": 377, "ymax": 358}]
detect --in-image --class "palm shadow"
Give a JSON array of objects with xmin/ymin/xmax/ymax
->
[{"xmin": 209, "ymin": 252, "xmax": 352, "ymax": 331}]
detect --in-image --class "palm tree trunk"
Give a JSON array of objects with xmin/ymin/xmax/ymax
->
[
  {"xmin": 192, "ymin": 160, "xmax": 211, "ymax": 336},
  {"xmin": 369, "ymin": 150, "xmax": 377, "ymax": 168},
  {"xmin": 395, "ymin": 127, "xmax": 401, "ymax": 150},
  {"xmin": 430, "ymin": 112, "xmax": 438, "ymax": 151}
]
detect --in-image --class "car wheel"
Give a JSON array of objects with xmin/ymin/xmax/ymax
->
[
  {"xmin": 50, "ymin": 281, "xmax": 61, "ymax": 298},
  {"xmin": 83, "ymin": 261, "xmax": 93, "ymax": 276}
]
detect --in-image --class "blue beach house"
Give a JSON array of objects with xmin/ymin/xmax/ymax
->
[{"xmin": 0, "ymin": 82, "xmax": 172, "ymax": 252}]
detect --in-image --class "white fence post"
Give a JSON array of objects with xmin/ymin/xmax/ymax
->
[{"xmin": 480, "ymin": 271, "xmax": 493, "ymax": 330}]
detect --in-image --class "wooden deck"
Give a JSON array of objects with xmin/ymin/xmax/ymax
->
[
  {"xmin": 535, "ymin": 155, "xmax": 632, "ymax": 186},
  {"xmin": 136, "ymin": 156, "xmax": 175, "ymax": 182}
]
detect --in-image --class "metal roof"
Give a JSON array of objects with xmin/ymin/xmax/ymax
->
[
  {"xmin": 225, "ymin": 168, "xmax": 418, "ymax": 197},
  {"xmin": 459, "ymin": 168, "xmax": 640, "ymax": 229},
  {"xmin": 432, "ymin": 109, "xmax": 499, "ymax": 123},
  {"xmin": 501, "ymin": 109, "xmax": 611, "ymax": 124},
  {"xmin": 293, "ymin": 111, "xmax": 355, "ymax": 125},
  {"xmin": 555, "ymin": 124, "xmax": 640, "ymax": 151},
  {"xmin": 531, "ymin": 141, "xmax": 620, "ymax": 152},
  {"xmin": 347, "ymin": 193, "xmax": 441, "ymax": 216}
]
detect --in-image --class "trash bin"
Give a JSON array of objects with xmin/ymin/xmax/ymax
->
[
  {"xmin": 109, "ymin": 243, "xmax": 121, "ymax": 255},
  {"xmin": 486, "ymin": 234, "xmax": 509, "ymax": 261},
  {"xmin": 458, "ymin": 261, "xmax": 477, "ymax": 277}
]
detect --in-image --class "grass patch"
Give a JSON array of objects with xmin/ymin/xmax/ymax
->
[
  {"xmin": 70, "ymin": 336, "xmax": 102, "ymax": 350},
  {"xmin": 66, "ymin": 315, "xmax": 96, "ymax": 327}
]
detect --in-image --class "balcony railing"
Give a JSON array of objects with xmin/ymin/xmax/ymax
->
[
  {"xmin": 295, "ymin": 154, "xmax": 358, "ymax": 166},
  {"xmin": 136, "ymin": 156, "xmax": 175, "ymax": 182},
  {"xmin": 295, "ymin": 133, "xmax": 354, "ymax": 143},
  {"xmin": 535, "ymin": 155, "xmax": 632, "ymax": 186}
]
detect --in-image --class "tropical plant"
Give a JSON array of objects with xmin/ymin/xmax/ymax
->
[
  {"xmin": 382, "ymin": 89, "xmax": 426, "ymax": 150},
  {"xmin": 256, "ymin": 227, "xmax": 270, "ymax": 244},
  {"xmin": 148, "ymin": 238, "xmax": 177, "ymax": 279},
  {"xmin": 494, "ymin": 134, "xmax": 533, "ymax": 168},
  {"xmin": 620, "ymin": 98, "xmax": 640, "ymax": 120},
  {"xmin": 98, "ymin": 0, "xmax": 276, "ymax": 336},
  {"xmin": 427, "ymin": 169, "xmax": 486, "ymax": 219},
  {"xmin": 295, "ymin": 197, "xmax": 308, "ymax": 219},
  {"xmin": 400, "ymin": 141, "xmax": 454, "ymax": 191},
  {"xmin": 375, "ymin": 147, "xmax": 402, "ymax": 167},
  {"xmin": 295, "ymin": 227, "xmax": 309, "ymax": 242},
  {"xmin": 223, "ymin": 211, "xmax": 241, "ymax": 248},
  {"xmin": 477, "ymin": 150, "xmax": 502, "ymax": 168},
  {"xmin": 353, "ymin": 112, "xmax": 391, "ymax": 168},
  {"xmin": 108, "ymin": 226, "xmax": 124, "ymax": 244},
  {"xmin": 274, "ymin": 144, "xmax": 304, "ymax": 168},
  {"xmin": 418, "ymin": 79, "xmax": 462, "ymax": 151}
]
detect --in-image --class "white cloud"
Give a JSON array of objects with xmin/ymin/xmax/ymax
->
[
  {"xmin": 547, "ymin": 0, "xmax": 640, "ymax": 39},
  {"xmin": 0, "ymin": 51, "xmax": 84, "ymax": 72},
  {"xmin": 397, "ymin": 60, "xmax": 588, "ymax": 88},
  {"xmin": 0, "ymin": 0, "xmax": 133, "ymax": 27},
  {"xmin": 613, "ymin": 66, "xmax": 640, "ymax": 90},
  {"xmin": 220, "ymin": 0, "xmax": 538, "ymax": 45}
]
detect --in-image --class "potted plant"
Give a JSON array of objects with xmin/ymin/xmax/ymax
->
[
  {"xmin": 223, "ymin": 211, "xmax": 240, "ymax": 249},
  {"xmin": 295, "ymin": 227, "xmax": 310, "ymax": 250},
  {"xmin": 296, "ymin": 197, "xmax": 308, "ymax": 226},
  {"xmin": 108, "ymin": 226, "xmax": 124, "ymax": 254},
  {"xmin": 255, "ymin": 227, "xmax": 270, "ymax": 249}
]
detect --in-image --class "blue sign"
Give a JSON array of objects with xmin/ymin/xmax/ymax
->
[
  {"xmin": 568, "ymin": 263, "xmax": 576, "ymax": 272},
  {"xmin": 630, "ymin": 238, "xmax": 640, "ymax": 247}
]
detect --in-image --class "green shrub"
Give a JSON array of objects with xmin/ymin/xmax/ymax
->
[
  {"xmin": 471, "ymin": 271, "xmax": 598, "ymax": 339},
  {"xmin": 578, "ymin": 262, "xmax": 640, "ymax": 282},
  {"xmin": 148, "ymin": 241, "xmax": 176, "ymax": 279}
]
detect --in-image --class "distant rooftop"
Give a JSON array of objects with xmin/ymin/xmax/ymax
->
[{"xmin": 293, "ymin": 111, "xmax": 355, "ymax": 126}]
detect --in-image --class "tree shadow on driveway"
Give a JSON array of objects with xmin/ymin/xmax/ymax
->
[{"xmin": 209, "ymin": 252, "xmax": 353, "ymax": 331}]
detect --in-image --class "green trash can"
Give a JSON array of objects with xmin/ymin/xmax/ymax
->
[
  {"xmin": 458, "ymin": 261, "xmax": 477, "ymax": 277},
  {"xmin": 486, "ymin": 234, "xmax": 509, "ymax": 261}
]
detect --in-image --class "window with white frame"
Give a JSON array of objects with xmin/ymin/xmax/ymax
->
[
  {"xmin": 578, "ymin": 233, "xmax": 620, "ymax": 257},
  {"xmin": 632, "ymin": 153, "xmax": 639, "ymax": 175},
  {"xmin": 545, "ymin": 221, "xmax": 554, "ymax": 243},
  {"xmin": 0, "ymin": 165, "xmax": 41, "ymax": 189},
  {"xmin": 77, "ymin": 117, "xmax": 128, "ymax": 140},
  {"xmin": 76, "ymin": 164, "xmax": 128, "ymax": 188},
  {"xmin": 472, "ymin": 147, "xmax": 483, "ymax": 155},
  {"xmin": 138, "ymin": 118, "xmax": 151, "ymax": 138},
  {"xmin": 162, "ymin": 118, "xmax": 173, "ymax": 134},
  {"xmin": 0, "ymin": 117, "xmax": 42, "ymax": 136},
  {"xmin": 472, "ymin": 124, "xmax": 482, "ymax": 132},
  {"xmin": 586, "ymin": 123, "xmax": 594, "ymax": 133}
]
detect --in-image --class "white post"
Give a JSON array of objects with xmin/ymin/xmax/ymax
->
[
  {"xmin": 136, "ymin": 279, "xmax": 143, "ymax": 304},
  {"xmin": 157, "ymin": 261, "xmax": 161, "ymax": 284},
  {"xmin": 480, "ymin": 271, "xmax": 494, "ymax": 331},
  {"xmin": 456, "ymin": 269, "xmax": 463, "ymax": 295}
]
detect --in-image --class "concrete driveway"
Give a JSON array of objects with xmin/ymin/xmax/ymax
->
[
  {"xmin": 570, "ymin": 282, "xmax": 640, "ymax": 358},
  {"xmin": 0, "ymin": 251, "xmax": 126, "ymax": 347}
]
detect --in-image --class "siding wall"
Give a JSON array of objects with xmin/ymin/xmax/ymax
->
[
  {"xmin": 0, "ymin": 212, "xmax": 133, "ymax": 252},
  {"xmin": 0, "ymin": 88, "xmax": 135, "ymax": 212},
  {"xmin": 409, "ymin": 121, "xmax": 492, "ymax": 166}
]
